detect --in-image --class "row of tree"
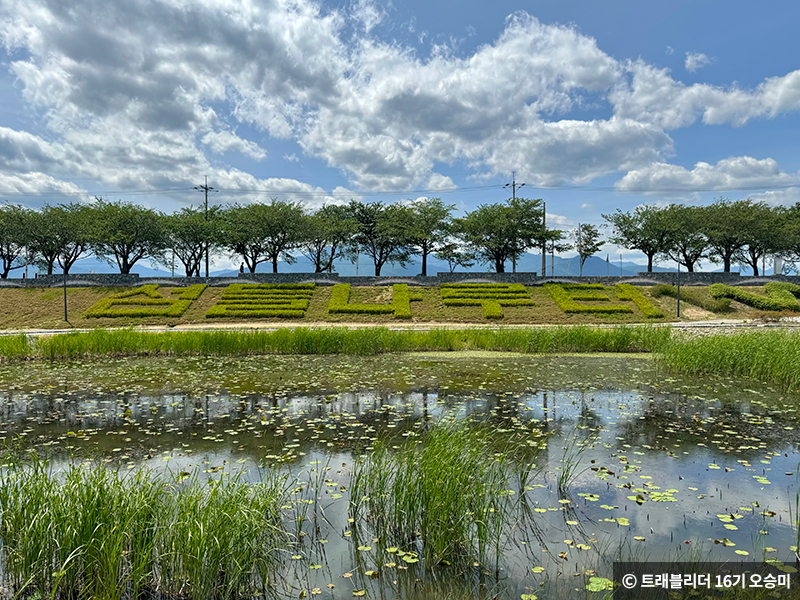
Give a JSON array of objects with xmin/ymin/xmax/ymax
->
[
  {"xmin": 0, "ymin": 197, "xmax": 565, "ymax": 278},
  {"xmin": 604, "ymin": 199, "xmax": 798, "ymax": 276},
  {"xmin": 0, "ymin": 196, "xmax": 794, "ymax": 279}
]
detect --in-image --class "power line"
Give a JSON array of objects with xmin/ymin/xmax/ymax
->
[{"xmin": 1, "ymin": 179, "xmax": 799, "ymax": 199}]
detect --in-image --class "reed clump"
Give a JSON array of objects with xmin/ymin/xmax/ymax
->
[
  {"xmin": 660, "ymin": 329, "xmax": 800, "ymax": 391},
  {"xmin": 0, "ymin": 325, "xmax": 672, "ymax": 362},
  {"xmin": 350, "ymin": 422, "xmax": 541, "ymax": 568},
  {"xmin": 0, "ymin": 455, "xmax": 287, "ymax": 599}
]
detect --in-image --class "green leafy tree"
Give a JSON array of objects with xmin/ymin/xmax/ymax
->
[
  {"xmin": 162, "ymin": 206, "xmax": 222, "ymax": 277},
  {"xmin": 0, "ymin": 204, "xmax": 32, "ymax": 279},
  {"xmin": 345, "ymin": 201, "xmax": 412, "ymax": 276},
  {"xmin": 434, "ymin": 241, "xmax": 476, "ymax": 272},
  {"xmin": 222, "ymin": 200, "xmax": 306, "ymax": 273},
  {"xmin": 90, "ymin": 199, "xmax": 167, "ymax": 274},
  {"xmin": 300, "ymin": 204, "xmax": 357, "ymax": 273},
  {"xmin": 406, "ymin": 198, "xmax": 454, "ymax": 276},
  {"xmin": 702, "ymin": 199, "xmax": 754, "ymax": 272},
  {"xmin": 603, "ymin": 205, "xmax": 670, "ymax": 272},
  {"xmin": 454, "ymin": 198, "xmax": 544, "ymax": 273},
  {"xmin": 572, "ymin": 223, "xmax": 603, "ymax": 276},
  {"xmin": 732, "ymin": 202, "xmax": 788, "ymax": 276},
  {"xmin": 660, "ymin": 204, "xmax": 709, "ymax": 272},
  {"xmin": 27, "ymin": 203, "xmax": 94, "ymax": 275}
]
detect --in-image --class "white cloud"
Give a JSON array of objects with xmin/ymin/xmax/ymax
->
[
  {"xmin": 685, "ymin": 51, "xmax": 711, "ymax": 72},
  {"xmin": 1, "ymin": 1, "xmax": 800, "ymax": 203},
  {"xmin": 748, "ymin": 188, "xmax": 800, "ymax": 206},
  {"xmin": 201, "ymin": 131, "xmax": 266, "ymax": 161},
  {"xmin": 616, "ymin": 156, "xmax": 800, "ymax": 193}
]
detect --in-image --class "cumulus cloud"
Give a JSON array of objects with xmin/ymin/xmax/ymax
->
[
  {"xmin": 616, "ymin": 156, "xmax": 800, "ymax": 193},
  {"xmin": 685, "ymin": 51, "xmax": 711, "ymax": 72},
  {"xmin": 1, "ymin": 1, "xmax": 800, "ymax": 202},
  {"xmin": 201, "ymin": 131, "xmax": 266, "ymax": 161}
]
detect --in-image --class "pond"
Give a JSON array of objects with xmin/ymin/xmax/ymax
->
[{"xmin": 1, "ymin": 352, "xmax": 799, "ymax": 599}]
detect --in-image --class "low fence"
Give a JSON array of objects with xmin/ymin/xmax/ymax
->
[{"xmin": 1, "ymin": 270, "xmax": 796, "ymax": 288}]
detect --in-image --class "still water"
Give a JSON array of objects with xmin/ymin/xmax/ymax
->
[{"xmin": 1, "ymin": 352, "xmax": 798, "ymax": 599}]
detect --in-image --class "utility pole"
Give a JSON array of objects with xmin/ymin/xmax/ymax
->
[
  {"xmin": 193, "ymin": 176, "xmax": 213, "ymax": 277},
  {"xmin": 541, "ymin": 201, "xmax": 546, "ymax": 278},
  {"xmin": 504, "ymin": 172, "xmax": 525, "ymax": 274}
]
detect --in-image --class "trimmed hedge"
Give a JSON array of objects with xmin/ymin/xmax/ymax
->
[
  {"xmin": 709, "ymin": 282, "xmax": 800, "ymax": 311},
  {"xmin": 439, "ymin": 283, "xmax": 534, "ymax": 319},
  {"xmin": 327, "ymin": 284, "xmax": 422, "ymax": 319},
  {"xmin": 206, "ymin": 283, "xmax": 314, "ymax": 319},
  {"xmin": 544, "ymin": 284, "xmax": 633, "ymax": 315},
  {"xmin": 651, "ymin": 284, "xmax": 732, "ymax": 313},
  {"xmin": 86, "ymin": 284, "xmax": 208, "ymax": 318},
  {"xmin": 614, "ymin": 284, "xmax": 664, "ymax": 319}
]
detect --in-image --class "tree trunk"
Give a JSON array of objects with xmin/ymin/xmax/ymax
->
[
  {"xmin": 723, "ymin": 255, "xmax": 731, "ymax": 272},
  {"xmin": 272, "ymin": 256, "xmax": 279, "ymax": 273},
  {"xmin": 495, "ymin": 257, "xmax": 505, "ymax": 273},
  {"xmin": 579, "ymin": 258, "xmax": 584, "ymax": 277},
  {"xmin": 750, "ymin": 249, "xmax": 759, "ymax": 276},
  {"xmin": 647, "ymin": 254, "xmax": 654, "ymax": 272},
  {"xmin": 374, "ymin": 263, "xmax": 382, "ymax": 276},
  {"xmin": 421, "ymin": 252, "xmax": 427, "ymax": 277}
]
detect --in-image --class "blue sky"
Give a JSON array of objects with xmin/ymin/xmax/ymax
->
[{"xmin": 0, "ymin": 0, "xmax": 798, "ymax": 270}]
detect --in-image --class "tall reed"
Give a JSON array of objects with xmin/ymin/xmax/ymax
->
[
  {"xmin": 660, "ymin": 329, "xmax": 800, "ymax": 391},
  {"xmin": 0, "ymin": 454, "xmax": 287, "ymax": 599},
  {"xmin": 350, "ymin": 422, "xmax": 540, "ymax": 568},
  {"xmin": 0, "ymin": 325, "xmax": 672, "ymax": 362}
]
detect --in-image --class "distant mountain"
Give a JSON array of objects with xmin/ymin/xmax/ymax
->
[{"xmin": 8, "ymin": 253, "xmax": 779, "ymax": 279}]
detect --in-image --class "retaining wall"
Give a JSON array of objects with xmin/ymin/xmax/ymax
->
[{"xmin": 4, "ymin": 270, "xmax": 798, "ymax": 288}]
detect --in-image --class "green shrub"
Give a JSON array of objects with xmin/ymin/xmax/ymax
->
[
  {"xmin": 327, "ymin": 283, "xmax": 422, "ymax": 318},
  {"xmin": 709, "ymin": 283, "xmax": 800, "ymax": 311},
  {"xmin": 651, "ymin": 284, "xmax": 732, "ymax": 313},
  {"xmin": 206, "ymin": 283, "xmax": 314, "ymax": 318},
  {"xmin": 615, "ymin": 284, "xmax": 665, "ymax": 318},
  {"xmin": 440, "ymin": 283, "xmax": 534, "ymax": 318},
  {"xmin": 545, "ymin": 284, "xmax": 633, "ymax": 314},
  {"xmin": 86, "ymin": 284, "xmax": 207, "ymax": 318}
]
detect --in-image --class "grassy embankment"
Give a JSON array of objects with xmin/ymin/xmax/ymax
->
[{"xmin": 0, "ymin": 284, "xmax": 768, "ymax": 328}]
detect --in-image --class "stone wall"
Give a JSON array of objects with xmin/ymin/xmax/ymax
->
[{"xmin": 5, "ymin": 270, "xmax": 797, "ymax": 288}]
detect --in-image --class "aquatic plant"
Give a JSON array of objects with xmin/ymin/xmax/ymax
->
[
  {"xmin": 660, "ymin": 329, "xmax": 800, "ymax": 391},
  {"xmin": 0, "ymin": 454, "xmax": 287, "ymax": 599},
  {"xmin": 0, "ymin": 325, "xmax": 673, "ymax": 362},
  {"xmin": 350, "ymin": 422, "xmax": 539, "ymax": 568}
]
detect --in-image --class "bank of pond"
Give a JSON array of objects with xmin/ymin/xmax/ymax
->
[{"xmin": 0, "ymin": 340, "xmax": 800, "ymax": 598}]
